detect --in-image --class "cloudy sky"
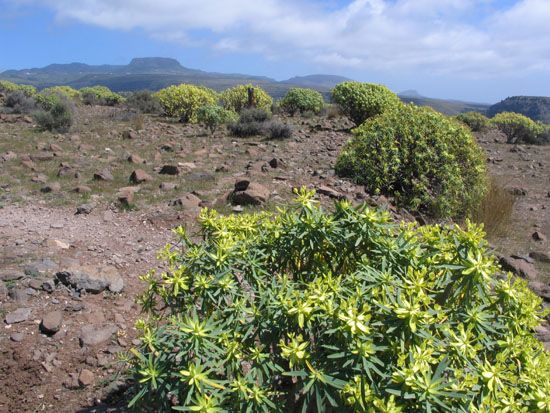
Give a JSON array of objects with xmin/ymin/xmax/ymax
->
[{"xmin": 1, "ymin": 0, "xmax": 549, "ymax": 102}]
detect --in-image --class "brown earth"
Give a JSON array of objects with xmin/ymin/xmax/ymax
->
[{"xmin": 0, "ymin": 106, "xmax": 548, "ymax": 412}]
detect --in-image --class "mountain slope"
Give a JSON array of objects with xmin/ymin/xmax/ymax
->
[{"xmin": 487, "ymin": 96, "xmax": 550, "ymax": 124}]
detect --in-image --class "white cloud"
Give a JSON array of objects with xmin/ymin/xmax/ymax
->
[{"xmin": 12, "ymin": 0, "xmax": 550, "ymax": 76}]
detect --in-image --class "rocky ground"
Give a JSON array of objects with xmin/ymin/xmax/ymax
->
[{"xmin": 0, "ymin": 106, "xmax": 548, "ymax": 412}]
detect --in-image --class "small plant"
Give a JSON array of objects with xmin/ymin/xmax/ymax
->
[
  {"xmin": 456, "ymin": 111, "xmax": 490, "ymax": 132},
  {"xmin": 490, "ymin": 112, "xmax": 547, "ymax": 144},
  {"xmin": 336, "ymin": 104, "xmax": 488, "ymax": 217},
  {"xmin": 33, "ymin": 94, "xmax": 74, "ymax": 133},
  {"xmin": 4, "ymin": 91, "xmax": 36, "ymax": 114},
  {"xmin": 469, "ymin": 179, "xmax": 516, "ymax": 238},
  {"xmin": 220, "ymin": 84, "xmax": 273, "ymax": 113},
  {"xmin": 238, "ymin": 108, "xmax": 270, "ymax": 123},
  {"xmin": 196, "ymin": 104, "xmax": 237, "ymax": 134},
  {"xmin": 80, "ymin": 85, "xmax": 124, "ymax": 106},
  {"xmin": 125, "ymin": 90, "xmax": 163, "ymax": 114},
  {"xmin": 154, "ymin": 84, "xmax": 218, "ymax": 122},
  {"xmin": 228, "ymin": 120, "xmax": 265, "ymax": 137},
  {"xmin": 280, "ymin": 87, "xmax": 324, "ymax": 116},
  {"xmin": 128, "ymin": 189, "xmax": 550, "ymax": 412},
  {"xmin": 266, "ymin": 120, "xmax": 292, "ymax": 139},
  {"xmin": 331, "ymin": 81, "xmax": 401, "ymax": 126}
]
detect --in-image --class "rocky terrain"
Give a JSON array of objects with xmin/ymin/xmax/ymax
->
[{"xmin": 0, "ymin": 105, "xmax": 548, "ymax": 412}]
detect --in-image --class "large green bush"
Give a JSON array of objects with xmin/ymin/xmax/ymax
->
[
  {"xmin": 490, "ymin": 112, "xmax": 546, "ymax": 144},
  {"xmin": 220, "ymin": 84, "xmax": 273, "ymax": 113},
  {"xmin": 280, "ymin": 87, "xmax": 324, "ymax": 116},
  {"xmin": 155, "ymin": 84, "xmax": 218, "ymax": 122},
  {"xmin": 336, "ymin": 104, "xmax": 487, "ymax": 217},
  {"xmin": 80, "ymin": 85, "xmax": 124, "ymax": 106},
  {"xmin": 196, "ymin": 104, "xmax": 238, "ymax": 134},
  {"xmin": 33, "ymin": 94, "xmax": 74, "ymax": 132},
  {"xmin": 456, "ymin": 111, "xmax": 490, "ymax": 132},
  {"xmin": 0, "ymin": 80, "xmax": 37, "ymax": 97},
  {"xmin": 128, "ymin": 189, "xmax": 549, "ymax": 412},
  {"xmin": 331, "ymin": 82, "xmax": 401, "ymax": 126},
  {"xmin": 36, "ymin": 86, "xmax": 80, "ymax": 110}
]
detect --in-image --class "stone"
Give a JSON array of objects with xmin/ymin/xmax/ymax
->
[
  {"xmin": 73, "ymin": 185, "xmax": 91, "ymax": 194},
  {"xmin": 159, "ymin": 165, "xmax": 181, "ymax": 175},
  {"xmin": 230, "ymin": 182, "xmax": 270, "ymax": 206},
  {"xmin": 532, "ymin": 231, "xmax": 547, "ymax": 242},
  {"xmin": 317, "ymin": 185, "xmax": 345, "ymax": 200},
  {"xmin": 529, "ymin": 251, "xmax": 550, "ymax": 263},
  {"xmin": 24, "ymin": 258, "xmax": 58, "ymax": 277},
  {"xmin": 79, "ymin": 324, "xmax": 117, "ymax": 346},
  {"xmin": 31, "ymin": 174, "xmax": 48, "ymax": 184},
  {"xmin": 499, "ymin": 256, "xmax": 538, "ymax": 281},
  {"xmin": 43, "ymin": 239, "xmax": 70, "ymax": 250},
  {"xmin": 5, "ymin": 307, "xmax": 32, "ymax": 324},
  {"xmin": 129, "ymin": 169, "xmax": 153, "ymax": 184},
  {"xmin": 78, "ymin": 369, "xmax": 95, "ymax": 387},
  {"xmin": 57, "ymin": 164, "xmax": 74, "ymax": 177},
  {"xmin": 235, "ymin": 180, "xmax": 250, "ymax": 191},
  {"xmin": 122, "ymin": 130, "xmax": 138, "ymax": 140},
  {"xmin": 40, "ymin": 310, "xmax": 63, "ymax": 334},
  {"xmin": 41, "ymin": 182, "xmax": 61, "ymax": 193},
  {"xmin": 170, "ymin": 193, "xmax": 202, "ymax": 210},
  {"xmin": 8, "ymin": 288, "xmax": 28, "ymax": 303},
  {"xmin": 76, "ymin": 203, "xmax": 94, "ymax": 215},
  {"xmin": 1, "ymin": 151, "xmax": 17, "ymax": 162},
  {"xmin": 56, "ymin": 264, "xmax": 124, "ymax": 294},
  {"xmin": 0, "ymin": 270, "xmax": 25, "ymax": 282},
  {"xmin": 10, "ymin": 332, "xmax": 25, "ymax": 342},
  {"xmin": 116, "ymin": 186, "xmax": 139, "ymax": 206},
  {"xmin": 127, "ymin": 154, "xmax": 144, "ymax": 164},
  {"xmin": 93, "ymin": 169, "xmax": 114, "ymax": 181},
  {"xmin": 529, "ymin": 281, "xmax": 550, "ymax": 301},
  {"xmin": 159, "ymin": 182, "xmax": 177, "ymax": 191},
  {"xmin": 268, "ymin": 158, "xmax": 279, "ymax": 168}
]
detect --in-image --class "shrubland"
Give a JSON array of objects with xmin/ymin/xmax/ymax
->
[
  {"xmin": 220, "ymin": 84, "xmax": 273, "ymax": 114},
  {"xmin": 155, "ymin": 84, "xmax": 218, "ymax": 122},
  {"xmin": 128, "ymin": 189, "xmax": 550, "ymax": 412},
  {"xmin": 280, "ymin": 87, "xmax": 325, "ymax": 116},
  {"xmin": 456, "ymin": 112, "xmax": 490, "ymax": 132},
  {"xmin": 196, "ymin": 104, "xmax": 238, "ymax": 134},
  {"xmin": 490, "ymin": 112, "xmax": 549, "ymax": 145},
  {"xmin": 80, "ymin": 86, "xmax": 124, "ymax": 106}
]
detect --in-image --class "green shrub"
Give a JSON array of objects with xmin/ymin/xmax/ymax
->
[
  {"xmin": 336, "ymin": 104, "xmax": 487, "ymax": 217},
  {"xmin": 36, "ymin": 86, "xmax": 80, "ymax": 110},
  {"xmin": 456, "ymin": 111, "xmax": 490, "ymax": 132},
  {"xmin": 490, "ymin": 112, "xmax": 546, "ymax": 144},
  {"xmin": 266, "ymin": 120, "xmax": 293, "ymax": 139},
  {"xmin": 196, "ymin": 104, "xmax": 238, "ymax": 134},
  {"xmin": 125, "ymin": 90, "xmax": 163, "ymax": 114},
  {"xmin": 331, "ymin": 81, "xmax": 401, "ymax": 125},
  {"xmin": 280, "ymin": 87, "xmax": 324, "ymax": 116},
  {"xmin": 155, "ymin": 84, "xmax": 218, "ymax": 122},
  {"xmin": 0, "ymin": 80, "xmax": 37, "ymax": 97},
  {"xmin": 128, "ymin": 189, "xmax": 550, "ymax": 412},
  {"xmin": 238, "ymin": 108, "xmax": 270, "ymax": 123},
  {"xmin": 5, "ymin": 91, "xmax": 36, "ymax": 114},
  {"xmin": 220, "ymin": 84, "xmax": 273, "ymax": 113},
  {"xmin": 79, "ymin": 85, "xmax": 124, "ymax": 106},
  {"xmin": 33, "ymin": 94, "xmax": 74, "ymax": 132},
  {"xmin": 228, "ymin": 120, "xmax": 265, "ymax": 137}
]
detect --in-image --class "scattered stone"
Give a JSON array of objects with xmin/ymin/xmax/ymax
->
[
  {"xmin": 41, "ymin": 182, "xmax": 61, "ymax": 193},
  {"xmin": 93, "ymin": 169, "xmax": 114, "ymax": 181},
  {"xmin": 159, "ymin": 165, "xmax": 181, "ymax": 175},
  {"xmin": 78, "ymin": 369, "xmax": 95, "ymax": 387},
  {"xmin": 170, "ymin": 193, "xmax": 202, "ymax": 210},
  {"xmin": 317, "ymin": 185, "xmax": 345, "ymax": 200},
  {"xmin": 508, "ymin": 187, "xmax": 527, "ymax": 196},
  {"xmin": 76, "ymin": 203, "xmax": 94, "ymax": 215},
  {"xmin": 40, "ymin": 310, "xmax": 63, "ymax": 334},
  {"xmin": 230, "ymin": 182, "xmax": 270, "ymax": 206},
  {"xmin": 0, "ymin": 270, "xmax": 25, "ymax": 282},
  {"xmin": 116, "ymin": 186, "xmax": 139, "ymax": 206},
  {"xmin": 499, "ymin": 256, "xmax": 538, "ymax": 281},
  {"xmin": 159, "ymin": 182, "xmax": 177, "ymax": 191},
  {"xmin": 48, "ymin": 143, "xmax": 63, "ymax": 152},
  {"xmin": 57, "ymin": 164, "xmax": 74, "ymax": 177},
  {"xmin": 24, "ymin": 258, "xmax": 58, "ymax": 277},
  {"xmin": 232, "ymin": 205, "xmax": 244, "ymax": 213},
  {"xmin": 235, "ymin": 180, "xmax": 250, "ymax": 191},
  {"xmin": 8, "ymin": 288, "xmax": 28, "ymax": 303},
  {"xmin": 528, "ymin": 281, "xmax": 550, "ymax": 302},
  {"xmin": 56, "ymin": 264, "xmax": 124, "ymax": 294},
  {"xmin": 129, "ymin": 169, "xmax": 153, "ymax": 184},
  {"xmin": 10, "ymin": 332, "xmax": 25, "ymax": 342},
  {"xmin": 268, "ymin": 158, "xmax": 279, "ymax": 168},
  {"xmin": 122, "ymin": 130, "xmax": 138, "ymax": 140},
  {"xmin": 529, "ymin": 251, "xmax": 550, "ymax": 263},
  {"xmin": 64, "ymin": 373, "xmax": 80, "ymax": 390},
  {"xmin": 79, "ymin": 324, "xmax": 117, "ymax": 347},
  {"xmin": 1, "ymin": 151, "xmax": 17, "ymax": 162},
  {"xmin": 43, "ymin": 239, "xmax": 70, "ymax": 250},
  {"xmin": 532, "ymin": 231, "xmax": 547, "ymax": 242},
  {"xmin": 73, "ymin": 185, "xmax": 91, "ymax": 194},
  {"xmin": 127, "ymin": 154, "xmax": 144, "ymax": 164},
  {"xmin": 5, "ymin": 307, "xmax": 32, "ymax": 324}
]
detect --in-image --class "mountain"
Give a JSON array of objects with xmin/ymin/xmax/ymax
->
[
  {"xmin": 399, "ymin": 95, "xmax": 490, "ymax": 116},
  {"xmin": 398, "ymin": 89, "xmax": 423, "ymax": 98},
  {"xmin": 283, "ymin": 74, "xmax": 352, "ymax": 89},
  {"xmin": 487, "ymin": 96, "xmax": 550, "ymax": 124}
]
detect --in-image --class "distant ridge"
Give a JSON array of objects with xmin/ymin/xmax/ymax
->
[
  {"xmin": 284, "ymin": 74, "xmax": 352, "ymax": 88},
  {"xmin": 487, "ymin": 96, "xmax": 550, "ymax": 124}
]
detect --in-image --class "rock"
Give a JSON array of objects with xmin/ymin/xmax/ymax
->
[
  {"xmin": 159, "ymin": 182, "xmax": 177, "ymax": 191},
  {"xmin": 56, "ymin": 264, "xmax": 124, "ymax": 294},
  {"xmin": 528, "ymin": 281, "xmax": 550, "ymax": 301},
  {"xmin": 24, "ymin": 258, "xmax": 58, "ymax": 277},
  {"xmin": 76, "ymin": 203, "xmax": 94, "ymax": 215},
  {"xmin": 31, "ymin": 174, "xmax": 48, "ymax": 184},
  {"xmin": 41, "ymin": 182, "xmax": 61, "ymax": 193},
  {"xmin": 48, "ymin": 143, "xmax": 63, "ymax": 152},
  {"xmin": 10, "ymin": 332, "xmax": 25, "ymax": 342},
  {"xmin": 269, "ymin": 158, "xmax": 279, "ymax": 168},
  {"xmin": 57, "ymin": 164, "xmax": 74, "ymax": 177},
  {"xmin": 159, "ymin": 165, "xmax": 181, "ymax": 175},
  {"xmin": 78, "ymin": 369, "xmax": 94, "ymax": 387},
  {"xmin": 317, "ymin": 185, "xmax": 345, "ymax": 200},
  {"xmin": 187, "ymin": 172, "xmax": 215, "ymax": 182},
  {"xmin": 129, "ymin": 169, "xmax": 153, "ymax": 184},
  {"xmin": 93, "ymin": 169, "xmax": 114, "ymax": 181},
  {"xmin": 127, "ymin": 154, "xmax": 144, "ymax": 164},
  {"xmin": 230, "ymin": 182, "xmax": 270, "ymax": 206},
  {"xmin": 1, "ymin": 151, "xmax": 17, "ymax": 161},
  {"xmin": 529, "ymin": 251, "xmax": 550, "ymax": 263},
  {"xmin": 122, "ymin": 130, "xmax": 138, "ymax": 140},
  {"xmin": 73, "ymin": 185, "xmax": 91, "ymax": 194},
  {"xmin": 8, "ymin": 288, "xmax": 28, "ymax": 303},
  {"xmin": 64, "ymin": 373, "xmax": 80, "ymax": 389},
  {"xmin": 499, "ymin": 256, "xmax": 538, "ymax": 280},
  {"xmin": 43, "ymin": 239, "xmax": 70, "ymax": 250},
  {"xmin": 170, "ymin": 193, "xmax": 202, "ymax": 210},
  {"xmin": 116, "ymin": 186, "xmax": 139, "ymax": 206},
  {"xmin": 0, "ymin": 282, "xmax": 7, "ymax": 299},
  {"xmin": 40, "ymin": 310, "xmax": 63, "ymax": 334},
  {"xmin": 235, "ymin": 180, "xmax": 250, "ymax": 191},
  {"xmin": 0, "ymin": 270, "xmax": 25, "ymax": 282},
  {"xmin": 79, "ymin": 324, "xmax": 117, "ymax": 346},
  {"xmin": 532, "ymin": 231, "xmax": 547, "ymax": 242},
  {"xmin": 5, "ymin": 307, "xmax": 32, "ymax": 324},
  {"xmin": 535, "ymin": 325, "xmax": 550, "ymax": 341}
]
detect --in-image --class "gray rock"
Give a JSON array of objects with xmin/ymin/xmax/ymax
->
[
  {"xmin": 169, "ymin": 193, "xmax": 202, "ymax": 210},
  {"xmin": 529, "ymin": 281, "xmax": 550, "ymax": 302},
  {"xmin": 78, "ymin": 369, "xmax": 94, "ymax": 387},
  {"xmin": 8, "ymin": 288, "xmax": 28, "ymax": 303},
  {"xmin": 24, "ymin": 259, "xmax": 59, "ymax": 277},
  {"xmin": 159, "ymin": 165, "xmax": 181, "ymax": 175},
  {"xmin": 129, "ymin": 169, "xmax": 153, "ymax": 184},
  {"xmin": 499, "ymin": 256, "xmax": 538, "ymax": 281},
  {"xmin": 10, "ymin": 332, "xmax": 25, "ymax": 342},
  {"xmin": 40, "ymin": 182, "xmax": 61, "ymax": 193},
  {"xmin": 40, "ymin": 310, "xmax": 63, "ymax": 334},
  {"xmin": 79, "ymin": 324, "xmax": 117, "ymax": 346},
  {"xmin": 230, "ymin": 182, "xmax": 270, "ymax": 206},
  {"xmin": 0, "ymin": 271, "xmax": 25, "ymax": 282},
  {"xmin": 56, "ymin": 264, "xmax": 123, "ymax": 293},
  {"xmin": 76, "ymin": 203, "xmax": 94, "ymax": 215},
  {"xmin": 159, "ymin": 182, "xmax": 177, "ymax": 191},
  {"xmin": 532, "ymin": 231, "xmax": 547, "ymax": 242},
  {"xmin": 5, "ymin": 307, "xmax": 32, "ymax": 324},
  {"xmin": 529, "ymin": 251, "xmax": 550, "ymax": 263},
  {"xmin": 93, "ymin": 169, "xmax": 114, "ymax": 181}
]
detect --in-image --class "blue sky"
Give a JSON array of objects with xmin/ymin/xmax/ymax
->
[{"xmin": 1, "ymin": 0, "xmax": 549, "ymax": 103}]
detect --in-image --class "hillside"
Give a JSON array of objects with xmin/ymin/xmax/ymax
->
[
  {"xmin": 398, "ymin": 95, "xmax": 490, "ymax": 116},
  {"xmin": 487, "ymin": 96, "xmax": 550, "ymax": 123}
]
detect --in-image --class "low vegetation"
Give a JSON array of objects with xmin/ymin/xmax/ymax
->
[
  {"xmin": 470, "ymin": 179, "xmax": 516, "ymax": 238},
  {"xmin": 456, "ymin": 111, "xmax": 490, "ymax": 132},
  {"xmin": 220, "ymin": 84, "xmax": 273, "ymax": 114},
  {"xmin": 336, "ymin": 104, "xmax": 488, "ymax": 217},
  {"xmin": 154, "ymin": 84, "xmax": 218, "ymax": 122},
  {"xmin": 331, "ymin": 82, "xmax": 401, "ymax": 126},
  {"xmin": 280, "ymin": 87, "xmax": 325, "ymax": 116},
  {"xmin": 33, "ymin": 94, "xmax": 74, "ymax": 132},
  {"xmin": 0, "ymin": 80, "xmax": 37, "ymax": 97},
  {"xmin": 490, "ymin": 112, "xmax": 549, "ymax": 145},
  {"xmin": 4, "ymin": 90, "xmax": 36, "ymax": 114},
  {"xmin": 80, "ymin": 85, "xmax": 124, "ymax": 106},
  {"xmin": 196, "ymin": 104, "xmax": 238, "ymax": 134},
  {"xmin": 125, "ymin": 90, "xmax": 163, "ymax": 114},
  {"xmin": 129, "ymin": 189, "xmax": 550, "ymax": 412}
]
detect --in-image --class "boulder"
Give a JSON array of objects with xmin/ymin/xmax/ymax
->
[
  {"xmin": 159, "ymin": 165, "xmax": 181, "ymax": 175},
  {"xmin": 79, "ymin": 324, "xmax": 117, "ymax": 346},
  {"xmin": 5, "ymin": 307, "xmax": 32, "ymax": 324},
  {"xmin": 230, "ymin": 182, "xmax": 270, "ymax": 206},
  {"xmin": 93, "ymin": 169, "xmax": 114, "ymax": 181},
  {"xmin": 170, "ymin": 193, "xmax": 202, "ymax": 210},
  {"xmin": 56, "ymin": 264, "xmax": 124, "ymax": 294},
  {"xmin": 40, "ymin": 310, "xmax": 63, "ymax": 334},
  {"xmin": 499, "ymin": 256, "xmax": 538, "ymax": 281},
  {"xmin": 129, "ymin": 169, "xmax": 153, "ymax": 184}
]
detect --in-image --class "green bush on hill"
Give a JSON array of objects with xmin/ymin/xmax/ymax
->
[
  {"xmin": 128, "ymin": 189, "xmax": 550, "ymax": 412},
  {"xmin": 336, "ymin": 104, "xmax": 487, "ymax": 217},
  {"xmin": 155, "ymin": 84, "xmax": 218, "ymax": 122},
  {"xmin": 33, "ymin": 94, "xmax": 74, "ymax": 133},
  {"xmin": 331, "ymin": 81, "xmax": 401, "ymax": 126},
  {"xmin": 456, "ymin": 111, "xmax": 490, "ymax": 132},
  {"xmin": 490, "ymin": 112, "xmax": 547, "ymax": 144},
  {"xmin": 80, "ymin": 85, "xmax": 124, "ymax": 106},
  {"xmin": 220, "ymin": 84, "xmax": 273, "ymax": 113},
  {"xmin": 125, "ymin": 90, "xmax": 163, "ymax": 114},
  {"xmin": 280, "ymin": 87, "xmax": 324, "ymax": 116},
  {"xmin": 0, "ymin": 80, "xmax": 37, "ymax": 97},
  {"xmin": 196, "ymin": 104, "xmax": 238, "ymax": 134},
  {"xmin": 36, "ymin": 86, "xmax": 80, "ymax": 110}
]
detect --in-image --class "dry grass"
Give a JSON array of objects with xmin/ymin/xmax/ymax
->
[{"xmin": 470, "ymin": 179, "xmax": 516, "ymax": 238}]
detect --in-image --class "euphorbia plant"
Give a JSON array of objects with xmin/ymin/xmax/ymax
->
[{"xmin": 128, "ymin": 189, "xmax": 549, "ymax": 412}]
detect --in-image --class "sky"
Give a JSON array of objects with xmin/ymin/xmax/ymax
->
[{"xmin": 1, "ymin": 0, "xmax": 549, "ymax": 103}]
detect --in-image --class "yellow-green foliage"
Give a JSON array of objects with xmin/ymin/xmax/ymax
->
[
  {"xmin": 196, "ymin": 104, "xmax": 238, "ymax": 133},
  {"xmin": 331, "ymin": 81, "xmax": 401, "ymax": 125},
  {"xmin": 128, "ymin": 189, "xmax": 549, "ymax": 412},
  {"xmin": 280, "ymin": 87, "xmax": 325, "ymax": 115},
  {"xmin": 154, "ymin": 84, "xmax": 218, "ymax": 122},
  {"xmin": 490, "ymin": 112, "xmax": 546, "ymax": 144},
  {"xmin": 36, "ymin": 86, "xmax": 80, "ymax": 110},
  {"xmin": 220, "ymin": 84, "xmax": 273, "ymax": 113},
  {"xmin": 0, "ymin": 80, "xmax": 37, "ymax": 97},
  {"xmin": 336, "ymin": 104, "xmax": 488, "ymax": 217},
  {"xmin": 456, "ymin": 111, "xmax": 490, "ymax": 132},
  {"xmin": 79, "ymin": 85, "xmax": 124, "ymax": 106}
]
